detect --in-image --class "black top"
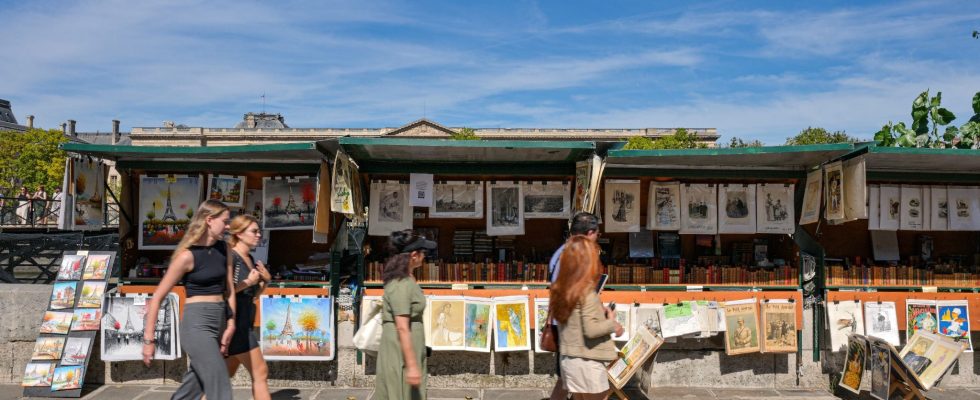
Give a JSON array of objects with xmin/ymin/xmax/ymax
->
[
  {"xmin": 231, "ymin": 250, "xmax": 260, "ymax": 299},
  {"xmin": 183, "ymin": 241, "xmax": 228, "ymax": 297}
]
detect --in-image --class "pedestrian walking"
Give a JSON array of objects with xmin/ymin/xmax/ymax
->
[
  {"xmin": 32, "ymin": 185, "xmax": 47, "ymax": 224},
  {"xmin": 225, "ymin": 214, "xmax": 271, "ymax": 400},
  {"xmin": 16, "ymin": 187, "xmax": 29, "ymax": 225}
]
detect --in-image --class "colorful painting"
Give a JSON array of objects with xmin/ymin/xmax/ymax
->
[
  {"xmin": 71, "ymin": 159, "xmax": 106, "ymax": 231},
  {"xmin": 71, "ymin": 308, "xmax": 102, "ymax": 331},
  {"xmin": 937, "ymin": 300, "xmax": 972, "ymax": 352},
  {"xmin": 869, "ymin": 339, "xmax": 891, "ymax": 400},
  {"xmin": 826, "ymin": 300, "xmax": 864, "ymax": 351},
  {"xmin": 263, "ymin": 177, "xmax": 317, "ymax": 231},
  {"xmin": 534, "ymin": 298, "xmax": 549, "ymax": 352},
  {"xmin": 464, "ymin": 297, "xmax": 493, "ymax": 352},
  {"xmin": 77, "ymin": 281, "xmax": 107, "ymax": 309},
  {"xmin": 906, "ymin": 300, "xmax": 938, "ymax": 342},
  {"xmin": 82, "ymin": 254, "xmax": 111, "ymax": 280},
  {"xmin": 493, "ymin": 296, "xmax": 530, "ymax": 352},
  {"xmin": 838, "ymin": 334, "xmax": 866, "ymax": 394},
  {"xmin": 51, "ymin": 365, "xmax": 84, "ymax": 391},
  {"xmin": 425, "ymin": 297, "xmax": 466, "ymax": 350},
  {"xmin": 21, "ymin": 362, "xmax": 55, "ymax": 387},
  {"xmin": 207, "ymin": 175, "xmax": 245, "ymax": 207},
  {"xmin": 139, "ymin": 175, "xmax": 202, "ymax": 249},
  {"xmin": 259, "ymin": 295, "xmax": 334, "ymax": 361},
  {"xmin": 723, "ymin": 299, "xmax": 760, "ymax": 355},
  {"xmin": 240, "ymin": 189, "xmax": 264, "ymax": 223},
  {"xmin": 56, "ymin": 255, "xmax": 85, "ymax": 281},
  {"xmin": 40, "ymin": 311, "xmax": 73, "ymax": 334},
  {"xmin": 60, "ymin": 337, "xmax": 93, "ymax": 366},
  {"xmin": 102, "ymin": 294, "xmax": 179, "ymax": 361},
  {"xmin": 31, "ymin": 337, "xmax": 66, "ymax": 360},
  {"xmin": 49, "ymin": 282, "xmax": 77, "ymax": 310}
]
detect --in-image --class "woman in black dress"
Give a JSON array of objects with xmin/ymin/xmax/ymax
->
[{"xmin": 224, "ymin": 214, "xmax": 271, "ymax": 400}]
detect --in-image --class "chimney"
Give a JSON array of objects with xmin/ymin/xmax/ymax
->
[
  {"xmin": 68, "ymin": 120, "xmax": 76, "ymax": 137},
  {"xmin": 112, "ymin": 120, "xmax": 121, "ymax": 144},
  {"xmin": 61, "ymin": 123, "xmax": 67, "ymax": 135},
  {"xmin": 26, "ymin": 115, "xmax": 34, "ymax": 129}
]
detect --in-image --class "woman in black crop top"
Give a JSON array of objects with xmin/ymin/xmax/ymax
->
[
  {"xmin": 224, "ymin": 215, "xmax": 271, "ymax": 400},
  {"xmin": 142, "ymin": 200, "xmax": 236, "ymax": 400}
]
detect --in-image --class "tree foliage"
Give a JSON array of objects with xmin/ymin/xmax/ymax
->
[
  {"xmin": 728, "ymin": 137, "xmax": 764, "ymax": 148},
  {"xmin": 623, "ymin": 128, "xmax": 708, "ymax": 150},
  {"xmin": 0, "ymin": 128, "xmax": 69, "ymax": 196},
  {"xmin": 450, "ymin": 127, "xmax": 480, "ymax": 140},
  {"xmin": 874, "ymin": 90, "xmax": 980, "ymax": 149},
  {"xmin": 784, "ymin": 127, "xmax": 857, "ymax": 146}
]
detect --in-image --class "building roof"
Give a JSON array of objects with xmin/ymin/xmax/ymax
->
[{"xmin": 74, "ymin": 132, "xmax": 132, "ymax": 145}]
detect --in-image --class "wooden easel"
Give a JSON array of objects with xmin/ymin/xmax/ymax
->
[
  {"xmin": 887, "ymin": 357, "xmax": 926, "ymax": 400},
  {"xmin": 609, "ymin": 386, "xmax": 630, "ymax": 400}
]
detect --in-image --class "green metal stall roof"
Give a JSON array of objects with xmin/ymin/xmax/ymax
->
[
  {"xmin": 61, "ymin": 142, "xmax": 326, "ymax": 173},
  {"xmin": 604, "ymin": 144, "xmax": 856, "ymax": 178},
  {"xmin": 840, "ymin": 145, "xmax": 980, "ymax": 183}
]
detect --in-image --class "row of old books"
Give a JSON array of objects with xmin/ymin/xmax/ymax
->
[
  {"xmin": 365, "ymin": 260, "xmax": 551, "ymax": 283},
  {"xmin": 606, "ymin": 263, "xmax": 797, "ymax": 286},
  {"xmin": 826, "ymin": 264, "xmax": 979, "ymax": 287}
]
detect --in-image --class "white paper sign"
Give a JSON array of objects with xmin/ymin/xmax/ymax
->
[{"xmin": 409, "ymin": 173, "xmax": 434, "ymax": 207}]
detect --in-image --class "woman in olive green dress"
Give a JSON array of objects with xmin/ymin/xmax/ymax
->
[{"xmin": 375, "ymin": 230, "xmax": 436, "ymax": 400}]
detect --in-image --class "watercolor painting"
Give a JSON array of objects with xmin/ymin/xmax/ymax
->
[
  {"xmin": 262, "ymin": 177, "xmax": 317, "ymax": 231},
  {"xmin": 31, "ymin": 337, "xmax": 66, "ymax": 361},
  {"xmin": 139, "ymin": 175, "xmax": 202, "ymax": 249},
  {"xmin": 49, "ymin": 282, "xmax": 77, "ymax": 310},
  {"xmin": 71, "ymin": 159, "xmax": 105, "ymax": 230},
  {"xmin": 207, "ymin": 175, "xmax": 245, "ymax": 207},
  {"xmin": 493, "ymin": 297, "xmax": 530, "ymax": 352},
  {"xmin": 102, "ymin": 295, "xmax": 179, "ymax": 361},
  {"xmin": 82, "ymin": 254, "xmax": 111, "ymax": 280},
  {"xmin": 534, "ymin": 298, "xmax": 549, "ymax": 352},
  {"xmin": 71, "ymin": 308, "xmax": 102, "ymax": 331},
  {"xmin": 56, "ymin": 255, "xmax": 85, "ymax": 281},
  {"xmin": 21, "ymin": 362, "xmax": 55, "ymax": 387},
  {"xmin": 260, "ymin": 296, "xmax": 335, "ymax": 361},
  {"xmin": 60, "ymin": 337, "xmax": 93, "ymax": 366},
  {"xmin": 40, "ymin": 311, "xmax": 73, "ymax": 334},
  {"xmin": 426, "ymin": 297, "xmax": 466, "ymax": 350},
  {"xmin": 464, "ymin": 297, "xmax": 493, "ymax": 352},
  {"xmin": 77, "ymin": 281, "xmax": 107, "ymax": 309},
  {"xmin": 51, "ymin": 365, "xmax": 84, "ymax": 391}
]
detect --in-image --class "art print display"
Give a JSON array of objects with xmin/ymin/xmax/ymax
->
[
  {"xmin": 77, "ymin": 281, "xmax": 107, "ymax": 309},
  {"xmin": 864, "ymin": 301, "xmax": 900, "ymax": 346},
  {"xmin": 606, "ymin": 324, "xmax": 664, "ymax": 389},
  {"xmin": 331, "ymin": 151, "xmax": 356, "ymax": 214},
  {"xmin": 259, "ymin": 295, "xmax": 335, "ymax": 361},
  {"xmin": 56, "ymin": 255, "xmax": 85, "ymax": 281},
  {"xmin": 430, "ymin": 181, "xmax": 484, "ymax": 219},
  {"xmin": 723, "ymin": 299, "xmax": 760, "ymax": 355},
  {"xmin": 756, "ymin": 184, "xmax": 795, "ymax": 234},
  {"xmin": 929, "ymin": 186, "xmax": 948, "ymax": 231},
  {"xmin": 71, "ymin": 308, "xmax": 102, "ymax": 331},
  {"xmin": 868, "ymin": 185, "xmax": 880, "ymax": 230},
  {"xmin": 826, "ymin": 300, "xmax": 864, "ymax": 351},
  {"xmin": 659, "ymin": 302, "xmax": 701, "ymax": 338},
  {"xmin": 838, "ymin": 334, "xmax": 866, "ymax": 394},
  {"xmin": 878, "ymin": 185, "xmax": 901, "ymax": 231},
  {"xmin": 534, "ymin": 298, "xmax": 549, "ymax": 353},
  {"xmin": 49, "ymin": 282, "xmax": 77, "ymax": 310},
  {"xmin": 40, "ymin": 311, "xmax": 73, "ymax": 334},
  {"xmin": 206, "ymin": 175, "xmax": 245, "ymax": 207},
  {"xmin": 915, "ymin": 332, "xmax": 967, "ymax": 389},
  {"xmin": 71, "ymin": 159, "xmax": 106, "ymax": 231},
  {"xmin": 51, "ymin": 365, "xmax": 84, "ymax": 391},
  {"xmin": 947, "ymin": 186, "xmax": 980, "ymax": 231},
  {"xmin": 368, "ymin": 181, "xmax": 413, "ymax": 236},
  {"xmin": 869, "ymin": 339, "xmax": 891, "ymax": 400},
  {"xmin": 138, "ymin": 174, "xmax": 202, "ymax": 249},
  {"xmin": 901, "ymin": 332, "xmax": 936, "ymax": 376},
  {"xmin": 241, "ymin": 189, "xmax": 264, "ymax": 222},
  {"xmin": 60, "ymin": 337, "xmax": 93, "ymax": 366},
  {"xmin": 937, "ymin": 300, "xmax": 972, "ymax": 351},
  {"xmin": 464, "ymin": 297, "xmax": 494, "ymax": 352},
  {"xmin": 679, "ymin": 184, "xmax": 718, "ymax": 234},
  {"xmin": 647, "ymin": 182, "xmax": 680, "ymax": 231},
  {"xmin": 900, "ymin": 185, "xmax": 924, "ymax": 230},
  {"xmin": 823, "ymin": 161, "xmax": 845, "ymax": 221},
  {"xmin": 612, "ymin": 307, "xmax": 631, "ymax": 342},
  {"xmin": 21, "ymin": 362, "xmax": 55, "ymax": 387},
  {"xmin": 31, "ymin": 337, "xmax": 66, "ymax": 361},
  {"xmin": 523, "ymin": 181, "xmax": 570, "ymax": 219},
  {"xmin": 493, "ymin": 296, "xmax": 531, "ymax": 352},
  {"xmin": 82, "ymin": 254, "xmax": 110, "ymax": 281},
  {"xmin": 262, "ymin": 177, "xmax": 317, "ymax": 231},
  {"xmin": 425, "ymin": 296, "xmax": 466, "ymax": 350},
  {"xmin": 603, "ymin": 180, "xmax": 641, "ymax": 233},
  {"xmin": 760, "ymin": 300, "xmax": 796, "ymax": 353},
  {"xmin": 487, "ymin": 182, "xmax": 524, "ymax": 236},
  {"xmin": 906, "ymin": 300, "xmax": 938, "ymax": 342},
  {"xmin": 573, "ymin": 159, "xmax": 592, "ymax": 213},
  {"xmin": 631, "ymin": 305, "xmax": 662, "ymax": 338},
  {"xmin": 799, "ymin": 169, "xmax": 822, "ymax": 225},
  {"xmin": 718, "ymin": 184, "xmax": 756, "ymax": 234},
  {"xmin": 842, "ymin": 157, "xmax": 868, "ymax": 220},
  {"xmin": 101, "ymin": 294, "xmax": 180, "ymax": 361}
]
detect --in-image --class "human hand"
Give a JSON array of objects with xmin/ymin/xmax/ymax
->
[
  {"xmin": 255, "ymin": 261, "xmax": 271, "ymax": 282},
  {"xmin": 142, "ymin": 343, "xmax": 155, "ymax": 367},
  {"xmin": 245, "ymin": 268, "xmax": 261, "ymax": 286},
  {"xmin": 220, "ymin": 325, "xmax": 235, "ymax": 356},
  {"xmin": 614, "ymin": 323, "xmax": 624, "ymax": 337},
  {"xmin": 405, "ymin": 365, "xmax": 422, "ymax": 387}
]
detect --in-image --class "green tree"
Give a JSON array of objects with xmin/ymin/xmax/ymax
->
[
  {"xmin": 728, "ymin": 137, "xmax": 764, "ymax": 148},
  {"xmin": 266, "ymin": 320, "xmax": 277, "ymax": 339},
  {"xmin": 784, "ymin": 127, "xmax": 857, "ymax": 146},
  {"xmin": 623, "ymin": 128, "xmax": 708, "ymax": 150},
  {"xmin": 450, "ymin": 127, "xmax": 480, "ymax": 140},
  {"xmin": 0, "ymin": 128, "xmax": 69, "ymax": 196}
]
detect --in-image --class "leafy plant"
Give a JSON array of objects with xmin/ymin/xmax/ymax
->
[
  {"xmin": 0, "ymin": 128, "xmax": 69, "ymax": 196},
  {"xmin": 623, "ymin": 128, "xmax": 708, "ymax": 150},
  {"xmin": 450, "ymin": 127, "xmax": 480, "ymax": 140},
  {"xmin": 728, "ymin": 137, "xmax": 764, "ymax": 148},
  {"xmin": 785, "ymin": 127, "xmax": 857, "ymax": 146},
  {"xmin": 876, "ymin": 90, "xmax": 980, "ymax": 149}
]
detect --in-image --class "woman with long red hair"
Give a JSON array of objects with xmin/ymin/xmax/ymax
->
[{"xmin": 549, "ymin": 235, "xmax": 623, "ymax": 400}]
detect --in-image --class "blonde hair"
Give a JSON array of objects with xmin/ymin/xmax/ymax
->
[
  {"xmin": 227, "ymin": 214, "xmax": 259, "ymax": 248},
  {"xmin": 171, "ymin": 200, "xmax": 229, "ymax": 258}
]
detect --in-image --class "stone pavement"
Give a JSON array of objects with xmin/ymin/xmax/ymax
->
[{"xmin": 4, "ymin": 384, "xmax": 980, "ymax": 400}]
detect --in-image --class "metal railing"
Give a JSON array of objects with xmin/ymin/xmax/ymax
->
[{"xmin": 0, "ymin": 196, "xmax": 119, "ymax": 229}]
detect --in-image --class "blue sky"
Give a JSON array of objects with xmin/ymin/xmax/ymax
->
[{"xmin": 2, "ymin": 0, "xmax": 979, "ymax": 144}]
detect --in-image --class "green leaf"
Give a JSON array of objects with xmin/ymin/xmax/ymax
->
[
  {"xmin": 934, "ymin": 108, "xmax": 956, "ymax": 125},
  {"xmin": 973, "ymin": 92, "xmax": 980, "ymax": 115},
  {"xmin": 913, "ymin": 90, "xmax": 929, "ymax": 109},
  {"xmin": 873, "ymin": 123, "xmax": 894, "ymax": 145},
  {"xmin": 930, "ymin": 92, "xmax": 942, "ymax": 108},
  {"xmin": 915, "ymin": 134, "xmax": 931, "ymax": 147},
  {"xmin": 944, "ymin": 126, "xmax": 959, "ymax": 141}
]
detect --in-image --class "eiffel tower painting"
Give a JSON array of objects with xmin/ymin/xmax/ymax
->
[
  {"xmin": 162, "ymin": 183, "xmax": 177, "ymax": 222},
  {"xmin": 279, "ymin": 303, "xmax": 295, "ymax": 339},
  {"xmin": 284, "ymin": 184, "xmax": 299, "ymax": 216}
]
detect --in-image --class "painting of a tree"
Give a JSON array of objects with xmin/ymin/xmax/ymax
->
[
  {"xmin": 266, "ymin": 320, "xmax": 277, "ymax": 339},
  {"xmin": 299, "ymin": 309, "xmax": 320, "ymax": 349},
  {"xmin": 301, "ymin": 183, "xmax": 315, "ymax": 214}
]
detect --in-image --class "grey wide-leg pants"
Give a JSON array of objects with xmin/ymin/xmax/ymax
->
[{"xmin": 172, "ymin": 302, "xmax": 232, "ymax": 400}]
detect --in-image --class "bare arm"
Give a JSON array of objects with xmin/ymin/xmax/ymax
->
[
  {"xmin": 220, "ymin": 246, "xmax": 237, "ymax": 355},
  {"xmin": 395, "ymin": 315, "xmax": 421, "ymax": 387},
  {"xmin": 142, "ymin": 250, "xmax": 193, "ymax": 366}
]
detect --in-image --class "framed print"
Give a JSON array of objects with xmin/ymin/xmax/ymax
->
[
  {"xmin": 263, "ymin": 176, "xmax": 317, "ymax": 231},
  {"xmin": 487, "ymin": 182, "xmax": 524, "ymax": 236},
  {"xmin": 430, "ymin": 181, "xmax": 484, "ymax": 219},
  {"xmin": 864, "ymin": 301, "xmax": 900, "ymax": 346},
  {"xmin": 368, "ymin": 181, "xmax": 413, "ymax": 237},
  {"xmin": 138, "ymin": 174, "xmax": 201, "ymax": 249},
  {"xmin": 425, "ymin": 296, "xmax": 466, "ymax": 351},
  {"xmin": 799, "ymin": 169, "xmax": 822, "ymax": 225},
  {"xmin": 603, "ymin": 180, "xmax": 641, "ymax": 233},
  {"xmin": 259, "ymin": 295, "xmax": 335, "ymax": 361},
  {"xmin": 71, "ymin": 159, "xmax": 106, "ymax": 231},
  {"xmin": 523, "ymin": 181, "xmax": 571, "ymax": 219},
  {"xmin": 206, "ymin": 174, "xmax": 245, "ymax": 207},
  {"xmin": 824, "ymin": 161, "xmax": 845, "ymax": 221}
]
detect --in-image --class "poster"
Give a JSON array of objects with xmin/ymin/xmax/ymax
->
[
  {"xmin": 947, "ymin": 186, "xmax": 980, "ymax": 231},
  {"xmin": 826, "ymin": 300, "xmax": 864, "ymax": 352},
  {"xmin": 864, "ymin": 301, "xmax": 900, "ymax": 346},
  {"xmin": 463, "ymin": 297, "xmax": 494, "ymax": 353},
  {"xmin": 799, "ymin": 169, "xmax": 822, "ymax": 225},
  {"xmin": 679, "ymin": 184, "xmax": 718, "ymax": 234},
  {"xmin": 606, "ymin": 325, "xmax": 663, "ymax": 389},
  {"xmin": 760, "ymin": 300, "xmax": 796, "ymax": 353},
  {"xmin": 71, "ymin": 159, "xmax": 106, "ymax": 231},
  {"xmin": 573, "ymin": 159, "xmax": 592, "ymax": 213},
  {"xmin": 31, "ymin": 337, "xmax": 65, "ymax": 361},
  {"xmin": 60, "ymin": 337, "xmax": 93, "ymax": 366},
  {"xmin": 430, "ymin": 181, "xmax": 484, "ymax": 219},
  {"xmin": 21, "ymin": 362, "xmax": 55, "ymax": 387},
  {"xmin": 40, "ymin": 311, "xmax": 73, "ymax": 334},
  {"xmin": 49, "ymin": 282, "xmax": 77, "ymax": 310},
  {"xmin": 633, "ymin": 304, "xmax": 663, "ymax": 337},
  {"xmin": 723, "ymin": 299, "xmax": 760, "ymax": 355},
  {"xmin": 900, "ymin": 185, "xmax": 924, "ymax": 231},
  {"xmin": 878, "ymin": 185, "xmax": 900, "ymax": 231},
  {"xmin": 914, "ymin": 332, "xmax": 967, "ymax": 390},
  {"xmin": 929, "ymin": 186, "xmax": 948, "ymax": 231},
  {"xmin": 368, "ymin": 181, "xmax": 413, "ymax": 237},
  {"xmin": 718, "ymin": 184, "xmax": 756, "ymax": 234},
  {"xmin": 659, "ymin": 302, "xmax": 701, "ymax": 338},
  {"xmin": 70, "ymin": 308, "xmax": 102, "ymax": 331},
  {"xmin": 868, "ymin": 185, "xmax": 880, "ymax": 230},
  {"xmin": 533, "ymin": 298, "xmax": 550, "ymax": 353},
  {"xmin": 82, "ymin": 254, "xmax": 110, "ymax": 281},
  {"xmin": 262, "ymin": 177, "xmax": 317, "ymax": 231},
  {"xmin": 56, "ymin": 255, "xmax": 84, "ymax": 281},
  {"xmin": 493, "ymin": 296, "xmax": 531, "ymax": 352},
  {"xmin": 425, "ymin": 296, "xmax": 466, "ymax": 351},
  {"xmin": 331, "ymin": 151, "xmax": 355, "ymax": 214},
  {"xmin": 901, "ymin": 331, "xmax": 937, "ymax": 376},
  {"xmin": 487, "ymin": 182, "xmax": 524, "ymax": 236},
  {"xmin": 259, "ymin": 295, "xmax": 335, "ymax": 361},
  {"xmin": 906, "ymin": 299, "xmax": 938, "ymax": 342},
  {"xmin": 101, "ymin": 294, "xmax": 179, "ymax": 361},
  {"xmin": 756, "ymin": 184, "xmax": 795, "ymax": 234},
  {"xmin": 824, "ymin": 161, "xmax": 845, "ymax": 221},
  {"xmin": 51, "ymin": 365, "xmax": 84, "ymax": 391},
  {"xmin": 869, "ymin": 339, "xmax": 891, "ymax": 400},
  {"xmin": 647, "ymin": 182, "xmax": 680, "ymax": 231},
  {"xmin": 206, "ymin": 175, "xmax": 245, "ymax": 207},
  {"xmin": 523, "ymin": 181, "xmax": 571, "ymax": 219},
  {"xmin": 603, "ymin": 180, "xmax": 641, "ymax": 233},
  {"xmin": 612, "ymin": 307, "xmax": 631, "ymax": 342},
  {"xmin": 138, "ymin": 175, "xmax": 201, "ymax": 249},
  {"xmin": 77, "ymin": 281, "xmax": 106, "ymax": 309},
  {"xmin": 838, "ymin": 334, "xmax": 866, "ymax": 394},
  {"xmin": 409, "ymin": 173, "xmax": 434, "ymax": 207},
  {"xmin": 937, "ymin": 300, "xmax": 972, "ymax": 352},
  {"xmin": 842, "ymin": 157, "xmax": 868, "ymax": 220}
]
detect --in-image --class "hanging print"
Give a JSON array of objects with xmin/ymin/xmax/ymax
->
[
  {"xmin": 680, "ymin": 184, "xmax": 717, "ymax": 234},
  {"xmin": 929, "ymin": 186, "xmax": 948, "ymax": 231},
  {"xmin": 868, "ymin": 185, "xmax": 880, "ymax": 230},
  {"xmin": 71, "ymin": 159, "xmax": 106, "ymax": 231},
  {"xmin": 723, "ymin": 299, "xmax": 760, "ymax": 355},
  {"xmin": 206, "ymin": 175, "xmax": 245, "ymax": 208},
  {"xmin": 947, "ymin": 186, "xmax": 980, "ymax": 231},
  {"xmin": 331, "ymin": 151, "xmax": 355, "ymax": 214},
  {"xmin": 647, "ymin": 182, "xmax": 680, "ymax": 231},
  {"xmin": 863, "ymin": 301, "xmax": 900, "ymax": 346},
  {"xmin": 259, "ymin": 295, "xmax": 335, "ymax": 361},
  {"xmin": 573, "ymin": 160, "xmax": 592, "ymax": 213},
  {"xmin": 138, "ymin": 175, "xmax": 201, "ymax": 250},
  {"xmin": 430, "ymin": 181, "xmax": 483, "ymax": 219},
  {"xmin": 937, "ymin": 299, "xmax": 972, "ymax": 352},
  {"xmin": 878, "ymin": 185, "xmax": 900, "ymax": 231},
  {"xmin": 424, "ymin": 296, "xmax": 466, "ymax": 351},
  {"xmin": 487, "ymin": 182, "xmax": 524, "ymax": 236},
  {"xmin": 368, "ymin": 181, "xmax": 413, "ymax": 237},
  {"xmin": 523, "ymin": 181, "xmax": 571, "ymax": 219},
  {"xmin": 826, "ymin": 300, "xmax": 864, "ymax": 351},
  {"xmin": 493, "ymin": 296, "xmax": 531, "ymax": 352},
  {"xmin": 262, "ymin": 177, "xmax": 317, "ymax": 231},
  {"xmin": 899, "ymin": 185, "xmax": 924, "ymax": 231},
  {"xmin": 719, "ymin": 184, "xmax": 756, "ymax": 234},
  {"xmin": 824, "ymin": 161, "xmax": 845, "ymax": 221},
  {"xmin": 464, "ymin": 297, "xmax": 494, "ymax": 353},
  {"xmin": 842, "ymin": 157, "xmax": 868, "ymax": 220},
  {"xmin": 760, "ymin": 300, "xmax": 796, "ymax": 353},
  {"xmin": 906, "ymin": 299, "xmax": 938, "ymax": 342},
  {"xmin": 799, "ymin": 169, "xmax": 822, "ymax": 225},
  {"xmin": 241, "ymin": 189, "xmax": 264, "ymax": 223},
  {"xmin": 603, "ymin": 180, "xmax": 641, "ymax": 233},
  {"xmin": 756, "ymin": 184, "xmax": 795, "ymax": 234}
]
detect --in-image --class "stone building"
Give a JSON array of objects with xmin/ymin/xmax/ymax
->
[{"xmin": 0, "ymin": 99, "xmax": 27, "ymax": 132}]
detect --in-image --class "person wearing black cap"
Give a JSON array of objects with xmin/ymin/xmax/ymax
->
[{"xmin": 375, "ymin": 229, "xmax": 436, "ymax": 400}]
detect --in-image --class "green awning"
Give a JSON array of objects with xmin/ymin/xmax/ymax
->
[
  {"xmin": 605, "ymin": 144, "xmax": 855, "ymax": 177},
  {"xmin": 61, "ymin": 142, "xmax": 324, "ymax": 162}
]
